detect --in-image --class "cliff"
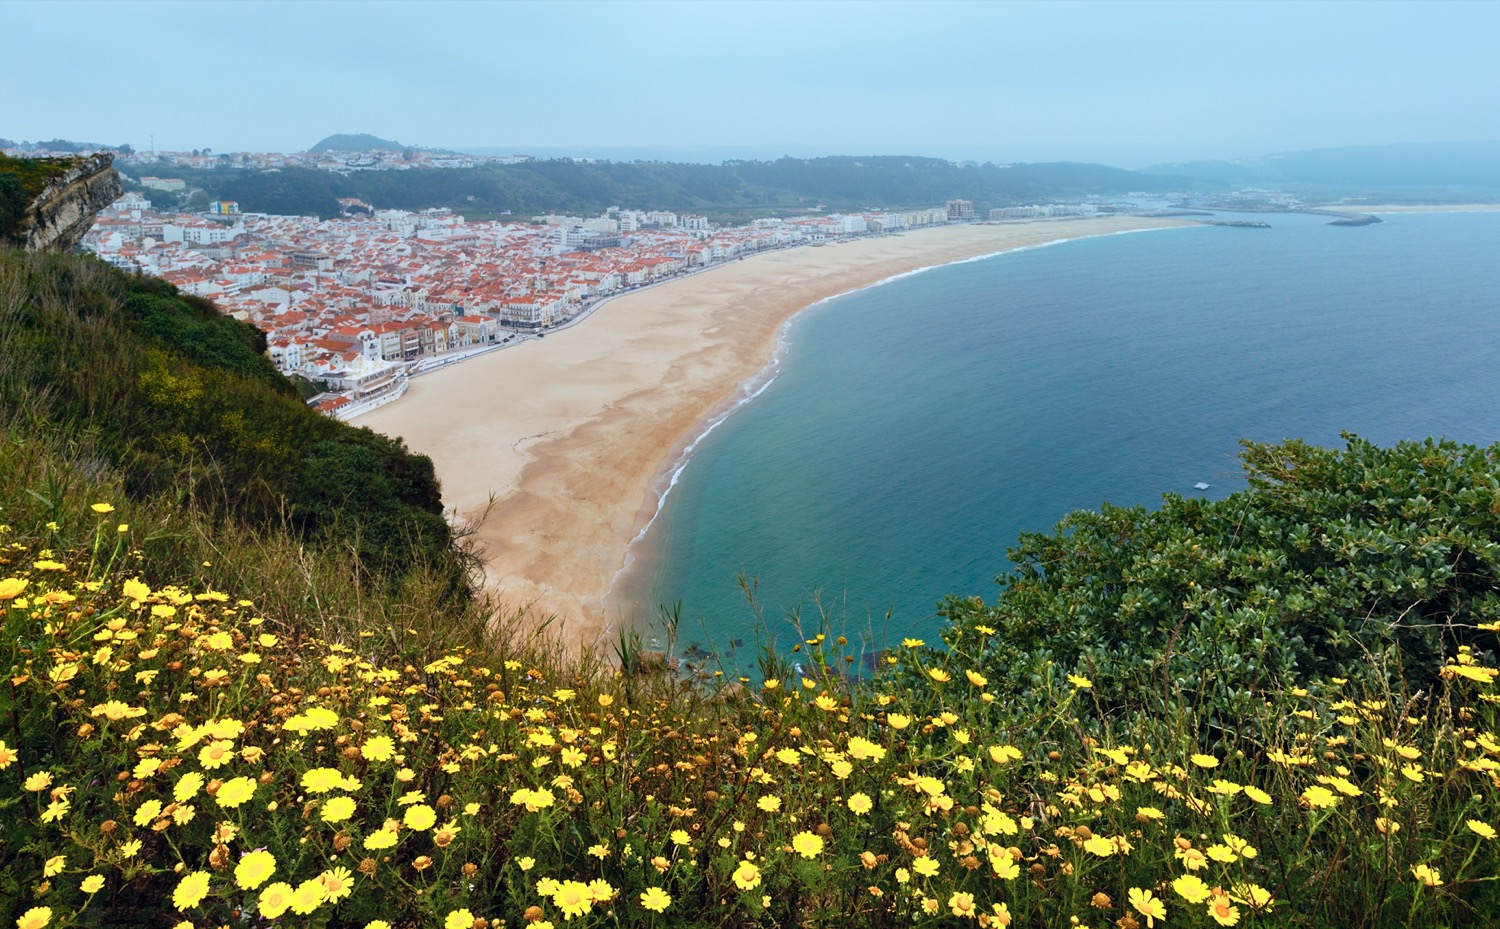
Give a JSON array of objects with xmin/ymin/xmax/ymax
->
[{"xmin": 5, "ymin": 151, "xmax": 122, "ymax": 252}]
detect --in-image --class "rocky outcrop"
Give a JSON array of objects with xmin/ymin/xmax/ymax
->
[{"xmin": 15, "ymin": 152, "xmax": 122, "ymax": 253}]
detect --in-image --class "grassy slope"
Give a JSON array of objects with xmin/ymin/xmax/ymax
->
[
  {"xmin": 1, "ymin": 247, "xmax": 1498, "ymax": 927},
  {"xmin": 0, "ymin": 248, "xmax": 456, "ymax": 585}
]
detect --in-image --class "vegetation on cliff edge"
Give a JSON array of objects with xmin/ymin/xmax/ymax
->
[{"xmin": 0, "ymin": 247, "xmax": 456, "ymax": 587}]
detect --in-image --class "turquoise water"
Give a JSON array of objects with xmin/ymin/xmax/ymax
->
[{"xmin": 614, "ymin": 211, "xmax": 1500, "ymax": 664}]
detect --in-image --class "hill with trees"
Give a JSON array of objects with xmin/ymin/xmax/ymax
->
[
  {"xmin": 307, "ymin": 132, "xmax": 406, "ymax": 153},
  {"xmin": 117, "ymin": 155, "xmax": 1206, "ymax": 223}
]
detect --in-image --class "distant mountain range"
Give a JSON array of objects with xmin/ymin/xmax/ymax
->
[{"xmin": 1142, "ymin": 141, "xmax": 1500, "ymax": 196}]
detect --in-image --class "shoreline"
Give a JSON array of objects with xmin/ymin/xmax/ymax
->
[
  {"xmin": 602, "ymin": 223, "xmax": 1190, "ymax": 620},
  {"xmin": 358, "ymin": 216, "xmax": 1192, "ymax": 656}
]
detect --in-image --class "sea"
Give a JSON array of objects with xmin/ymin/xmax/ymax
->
[{"xmin": 609, "ymin": 210, "xmax": 1500, "ymax": 669}]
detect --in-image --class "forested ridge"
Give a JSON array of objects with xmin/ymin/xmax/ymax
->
[{"xmin": 120, "ymin": 155, "xmax": 1202, "ymax": 222}]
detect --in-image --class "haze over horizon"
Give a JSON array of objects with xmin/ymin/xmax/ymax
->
[{"xmin": 8, "ymin": 0, "xmax": 1498, "ymax": 169}]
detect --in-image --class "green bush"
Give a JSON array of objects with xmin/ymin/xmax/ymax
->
[{"xmin": 938, "ymin": 436, "xmax": 1500, "ymax": 731}]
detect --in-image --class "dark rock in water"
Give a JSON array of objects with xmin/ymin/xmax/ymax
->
[
  {"xmin": 1328, "ymin": 213, "xmax": 1383, "ymax": 226},
  {"xmin": 1203, "ymin": 219, "xmax": 1271, "ymax": 228}
]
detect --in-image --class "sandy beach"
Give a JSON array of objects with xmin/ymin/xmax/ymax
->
[{"xmin": 359, "ymin": 216, "xmax": 1189, "ymax": 654}]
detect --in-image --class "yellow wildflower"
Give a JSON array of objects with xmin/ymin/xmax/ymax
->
[
  {"xmin": 172, "ymin": 871, "xmax": 211, "ymax": 911},
  {"xmin": 791, "ymin": 831, "xmax": 825, "ymax": 858},
  {"xmin": 950, "ymin": 891, "xmax": 978, "ymax": 919},
  {"xmin": 300, "ymin": 767, "xmax": 347, "ymax": 793},
  {"xmin": 319, "ymin": 867, "xmax": 354, "ymax": 903},
  {"xmin": 1208, "ymin": 889, "xmax": 1241, "ymax": 926},
  {"xmin": 214, "ymin": 776, "xmax": 257, "ymax": 808},
  {"xmin": 290, "ymin": 877, "xmax": 326, "ymax": 915},
  {"xmin": 989, "ymin": 744, "xmax": 1023, "ymax": 764},
  {"xmin": 235, "ymin": 849, "xmax": 277, "ymax": 890},
  {"xmin": 1300, "ymin": 785, "xmax": 1338, "ymax": 809},
  {"xmin": 321, "ymin": 795, "xmax": 357, "ymax": 823},
  {"xmin": 258, "ymin": 883, "xmax": 294, "ymax": 919},
  {"xmin": 639, "ymin": 887, "xmax": 671, "ymax": 913},
  {"xmin": 133, "ymin": 799, "xmax": 162, "ymax": 826},
  {"xmin": 552, "ymin": 880, "xmax": 594, "ymax": 919},
  {"xmin": 15, "ymin": 908, "xmax": 51, "ymax": 929},
  {"xmin": 404, "ymin": 804, "xmax": 437, "ymax": 831},
  {"xmin": 733, "ymin": 859, "xmax": 761, "ymax": 890},
  {"xmin": 1172, "ymin": 873, "xmax": 1212, "ymax": 903},
  {"xmin": 1129, "ymin": 887, "xmax": 1167, "ymax": 927}
]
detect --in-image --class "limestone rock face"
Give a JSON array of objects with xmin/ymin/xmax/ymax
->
[{"xmin": 17, "ymin": 152, "xmax": 124, "ymax": 253}]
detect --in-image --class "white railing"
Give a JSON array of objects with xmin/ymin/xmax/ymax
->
[{"xmin": 334, "ymin": 379, "xmax": 409, "ymax": 421}]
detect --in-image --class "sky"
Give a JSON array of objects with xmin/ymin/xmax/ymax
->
[{"xmin": 7, "ymin": 0, "xmax": 1498, "ymax": 168}]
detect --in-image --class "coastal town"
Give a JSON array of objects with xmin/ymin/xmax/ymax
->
[{"xmin": 67, "ymin": 146, "xmax": 1117, "ymax": 419}]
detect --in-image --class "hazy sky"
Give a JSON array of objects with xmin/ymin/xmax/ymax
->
[{"xmin": 8, "ymin": 0, "xmax": 1497, "ymax": 167}]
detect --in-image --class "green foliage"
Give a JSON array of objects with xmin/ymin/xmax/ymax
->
[
  {"xmin": 938, "ymin": 435, "xmax": 1500, "ymax": 729},
  {"xmin": 0, "ymin": 246, "xmax": 454, "ymax": 586},
  {"xmin": 121, "ymin": 278, "xmax": 288, "ymax": 388},
  {"xmin": 0, "ymin": 172, "xmax": 26, "ymax": 243}
]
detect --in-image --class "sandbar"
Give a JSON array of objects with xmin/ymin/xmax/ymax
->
[{"xmin": 359, "ymin": 216, "xmax": 1189, "ymax": 655}]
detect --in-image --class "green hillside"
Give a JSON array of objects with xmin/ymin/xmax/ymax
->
[
  {"xmin": 1, "ymin": 235, "xmax": 1498, "ymax": 924},
  {"xmin": 0, "ymin": 247, "xmax": 454, "ymax": 586}
]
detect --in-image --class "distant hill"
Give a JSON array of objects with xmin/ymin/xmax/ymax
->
[
  {"xmin": 1142, "ymin": 141, "xmax": 1500, "ymax": 199},
  {"xmin": 308, "ymin": 132, "xmax": 406, "ymax": 152}
]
